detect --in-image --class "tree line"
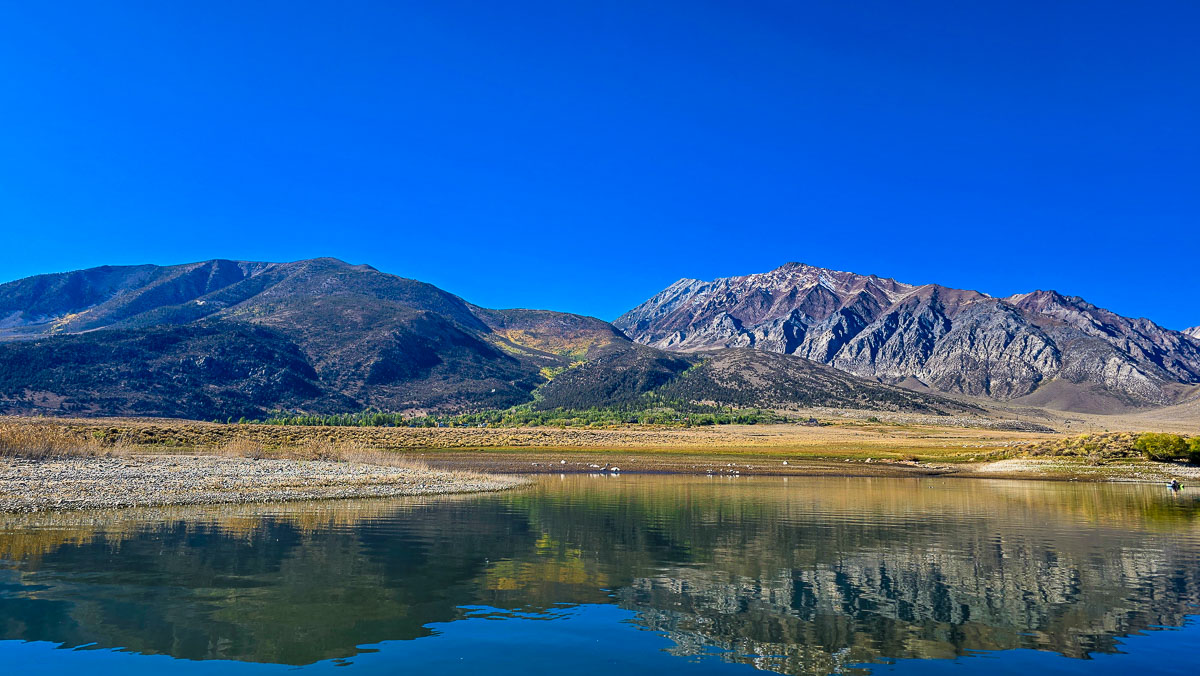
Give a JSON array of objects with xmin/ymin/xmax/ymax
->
[{"xmin": 260, "ymin": 403, "xmax": 781, "ymax": 428}]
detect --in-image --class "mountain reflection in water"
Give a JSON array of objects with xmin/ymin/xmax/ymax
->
[{"xmin": 0, "ymin": 475, "xmax": 1198, "ymax": 675}]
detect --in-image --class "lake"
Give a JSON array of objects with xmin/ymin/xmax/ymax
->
[{"xmin": 1, "ymin": 475, "xmax": 1198, "ymax": 675}]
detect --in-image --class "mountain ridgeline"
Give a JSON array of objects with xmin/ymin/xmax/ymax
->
[
  {"xmin": 616, "ymin": 263, "xmax": 1200, "ymax": 413},
  {"xmin": 0, "ymin": 258, "xmax": 965, "ymax": 419}
]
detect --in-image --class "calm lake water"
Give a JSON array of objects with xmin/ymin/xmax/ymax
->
[{"xmin": 1, "ymin": 475, "xmax": 1199, "ymax": 675}]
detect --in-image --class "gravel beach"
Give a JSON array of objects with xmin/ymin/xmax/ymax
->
[{"xmin": 0, "ymin": 455, "xmax": 527, "ymax": 513}]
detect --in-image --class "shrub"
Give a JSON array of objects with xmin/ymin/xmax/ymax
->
[
  {"xmin": 1134, "ymin": 433, "xmax": 1190, "ymax": 462},
  {"xmin": 0, "ymin": 422, "xmax": 126, "ymax": 459},
  {"xmin": 1189, "ymin": 437, "xmax": 1200, "ymax": 464}
]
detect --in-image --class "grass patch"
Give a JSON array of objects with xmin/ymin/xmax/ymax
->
[
  {"xmin": 0, "ymin": 421, "xmax": 129, "ymax": 459},
  {"xmin": 0, "ymin": 419, "xmax": 483, "ymax": 478}
]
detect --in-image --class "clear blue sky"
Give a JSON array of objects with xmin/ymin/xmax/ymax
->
[{"xmin": 1, "ymin": 2, "xmax": 1197, "ymax": 328}]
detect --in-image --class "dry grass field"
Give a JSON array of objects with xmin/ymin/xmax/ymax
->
[
  {"xmin": 4, "ymin": 402, "xmax": 1198, "ymax": 485},
  {"xmin": 2, "ymin": 414, "xmax": 1054, "ymax": 457},
  {"xmin": 935, "ymin": 392, "xmax": 1200, "ymax": 436}
]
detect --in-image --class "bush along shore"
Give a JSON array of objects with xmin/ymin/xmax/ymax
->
[
  {"xmin": 259, "ymin": 404, "xmax": 783, "ymax": 428},
  {"xmin": 0, "ymin": 423, "xmax": 526, "ymax": 513},
  {"xmin": 1021, "ymin": 431, "xmax": 1200, "ymax": 464}
]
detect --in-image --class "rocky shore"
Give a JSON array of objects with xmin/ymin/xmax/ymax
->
[{"xmin": 0, "ymin": 455, "xmax": 526, "ymax": 513}]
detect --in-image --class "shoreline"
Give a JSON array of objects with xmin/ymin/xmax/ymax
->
[
  {"xmin": 3, "ymin": 417, "xmax": 1198, "ymax": 514},
  {"xmin": 415, "ymin": 450, "xmax": 1200, "ymax": 484},
  {"xmin": 0, "ymin": 454, "xmax": 527, "ymax": 514},
  {"xmin": 5, "ymin": 450, "xmax": 1195, "ymax": 517}
]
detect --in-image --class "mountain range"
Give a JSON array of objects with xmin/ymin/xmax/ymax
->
[
  {"xmin": 616, "ymin": 262, "xmax": 1200, "ymax": 413},
  {"xmin": 0, "ymin": 258, "xmax": 965, "ymax": 419}
]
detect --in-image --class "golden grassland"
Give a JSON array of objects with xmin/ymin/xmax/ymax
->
[
  {"xmin": 0, "ymin": 418, "xmax": 483, "ymax": 479},
  {"xmin": 3, "ymin": 412, "xmax": 1198, "ymax": 483},
  {"xmin": 959, "ymin": 396, "xmax": 1200, "ymax": 436},
  {"xmin": 2, "ymin": 414, "xmax": 1054, "ymax": 458}
]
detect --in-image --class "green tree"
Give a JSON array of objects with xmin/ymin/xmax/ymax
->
[
  {"xmin": 1188, "ymin": 437, "xmax": 1200, "ymax": 464},
  {"xmin": 1134, "ymin": 433, "xmax": 1189, "ymax": 462}
]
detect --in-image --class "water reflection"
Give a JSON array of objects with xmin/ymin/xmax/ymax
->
[{"xmin": 0, "ymin": 476, "xmax": 1198, "ymax": 674}]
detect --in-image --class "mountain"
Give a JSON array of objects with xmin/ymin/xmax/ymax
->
[
  {"xmin": 0, "ymin": 323, "xmax": 350, "ymax": 419},
  {"xmin": 616, "ymin": 263, "xmax": 1200, "ymax": 413},
  {"xmin": 1186, "ymin": 326, "xmax": 1200, "ymax": 340},
  {"xmin": 0, "ymin": 258, "xmax": 961, "ymax": 419},
  {"xmin": 535, "ymin": 346, "xmax": 969, "ymax": 413},
  {"xmin": 0, "ymin": 259, "xmax": 607, "ymax": 417}
]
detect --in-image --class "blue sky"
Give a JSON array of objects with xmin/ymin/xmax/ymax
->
[{"xmin": 1, "ymin": 1, "xmax": 1197, "ymax": 328}]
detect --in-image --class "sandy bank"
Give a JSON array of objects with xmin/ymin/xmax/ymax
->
[{"xmin": 0, "ymin": 455, "xmax": 526, "ymax": 513}]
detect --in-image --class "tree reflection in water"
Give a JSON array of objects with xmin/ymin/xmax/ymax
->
[{"xmin": 0, "ymin": 476, "xmax": 1197, "ymax": 675}]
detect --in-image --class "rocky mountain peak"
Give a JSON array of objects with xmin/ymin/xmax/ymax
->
[
  {"xmin": 617, "ymin": 263, "xmax": 1200, "ymax": 412},
  {"xmin": 0, "ymin": 258, "xmax": 969, "ymax": 419}
]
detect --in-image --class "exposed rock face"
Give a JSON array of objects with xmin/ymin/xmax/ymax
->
[
  {"xmin": 615, "ymin": 263, "xmax": 1200, "ymax": 408},
  {"xmin": 1186, "ymin": 326, "xmax": 1200, "ymax": 340}
]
